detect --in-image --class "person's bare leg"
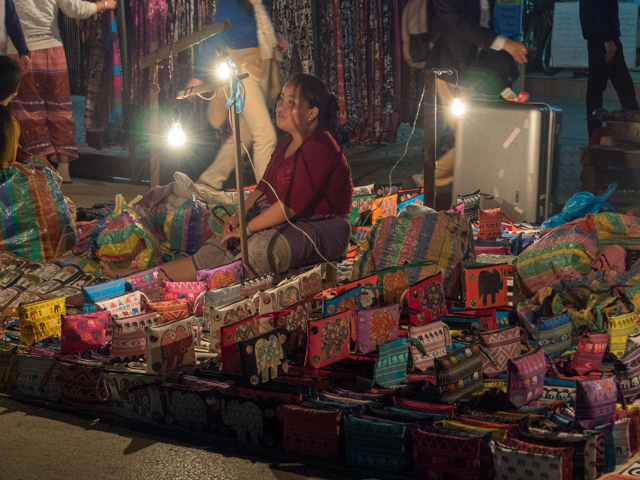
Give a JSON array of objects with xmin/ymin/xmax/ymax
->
[
  {"xmin": 56, "ymin": 154, "xmax": 72, "ymax": 183},
  {"xmin": 100, "ymin": 256, "xmax": 197, "ymax": 282}
]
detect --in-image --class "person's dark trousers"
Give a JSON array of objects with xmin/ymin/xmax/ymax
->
[{"xmin": 586, "ymin": 38, "xmax": 639, "ymax": 138}]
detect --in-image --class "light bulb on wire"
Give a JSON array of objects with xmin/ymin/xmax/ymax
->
[
  {"xmin": 167, "ymin": 109, "xmax": 185, "ymax": 148},
  {"xmin": 216, "ymin": 61, "xmax": 231, "ymax": 80},
  {"xmin": 451, "ymin": 87, "xmax": 465, "ymax": 117}
]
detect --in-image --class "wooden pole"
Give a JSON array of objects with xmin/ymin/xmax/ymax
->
[
  {"xmin": 423, "ymin": 70, "xmax": 437, "ymax": 209},
  {"xmin": 232, "ymin": 104, "xmax": 250, "ymax": 268},
  {"xmin": 149, "ymin": 42, "xmax": 160, "ymax": 189}
]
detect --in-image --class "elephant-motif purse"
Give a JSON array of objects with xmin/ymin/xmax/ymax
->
[
  {"xmin": 350, "ymin": 194, "xmax": 376, "ymax": 226},
  {"xmin": 145, "ymin": 316, "xmax": 199, "ymax": 374},
  {"xmin": 262, "ymin": 298, "xmax": 312, "ymax": 351},
  {"xmin": 317, "ymin": 285, "xmax": 361, "ymax": 317},
  {"xmin": 434, "ymin": 343, "xmax": 484, "ymax": 405},
  {"xmin": 197, "ymin": 283, "xmax": 242, "ymax": 316},
  {"xmin": 215, "ymin": 391, "xmax": 282, "ymax": 447},
  {"xmin": 572, "ymin": 332, "xmax": 608, "ymax": 375},
  {"xmin": 196, "ymin": 260, "xmax": 247, "ymax": 289},
  {"xmin": 162, "ymin": 281, "xmax": 207, "ymax": 315},
  {"xmin": 220, "ymin": 314, "xmax": 262, "ymax": 374},
  {"xmin": 464, "ymin": 263, "xmax": 510, "ymax": 309},
  {"xmin": 409, "ymin": 321, "xmax": 450, "ymax": 371},
  {"xmin": 18, "ymin": 296, "xmax": 66, "ymax": 345},
  {"xmin": 507, "ymin": 348, "xmax": 546, "ymax": 408},
  {"xmin": 574, "ymin": 376, "xmax": 625, "ymax": 430},
  {"xmin": 58, "ymin": 359, "xmax": 110, "ymax": 406},
  {"xmin": 376, "ymin": 262, "xmax": 437, "ymax": 305},
  {"xmin": 206, "ymin": 298, "xmax": 257, "ymax": 354},
  {"xmin": 239, "ymin": 273, "xmax": 274, "ymax": 299},
  {"xmin": 94, "ymin": 291, "xmax": 149, "ymax": 319},
  {"xmin": 124, "ymin": 266, "xmax": 163, "ymax": 302},
  {"xmin": 354, "ymin": 304, "xmax": 400, "ymax": 355},
  {"xmin": 15, "ymin": 353, "xmax": 61, "ymax": 402},
  {"xmin": 147, "ymin": 298, "xmax": 190, "ymax": 324},
  {"xmin": 60, "ymin": 311, "xmax": 110, "ymax": 355},
  {"xmin": 292, "ymin": 264, "xmax": 323, "ymax": 300},
  {"xmin": 608, "ymin": 312, "xmax": 638, "ymax": 358},
  {"xmin": 256, "ymin": 277, "xmax": 301, "ymax": 314},
  {"xmin": 111, "ymin": 312, "xmax": 160, "ymax": 361},
  {"xmin": 104, "ymin": 369, "xmax": 165, "ymax": 422},
  {"xmin": 371, "ymin": 194, "xmax": 398, "ymax": 224},
  {"xmin": 627, "ymin": 332, "xmax": 640, "ymax": 353},
  {"xmin": 492, "ymin": 442, "xmax": 564, "ymax": 480},
  {"xmin": 82, "ymin": 278, "xmax": 131, "ymax": 313},
  {"xmin": 534, "ymin": 311, "xmax": 573, "ymax": 359},
  {"xmin": 305, "ymin": 311, "xmax": 352, "ymax": 369},
  {"xmin": 405, "ymin": 272, "xmax": 447, "ymax": 326},
  {"xmin": 375, "ymin": 338, "xmax": 426, "ymax": 388},
  {"xmin": 614, "ymin": 346, "xmax": 640, "ymax": 402},
  {"xmin": 238, "ymin": 325, "xmax": 289, "ymax": 386}
]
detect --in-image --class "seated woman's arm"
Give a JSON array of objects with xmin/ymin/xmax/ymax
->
[{"xmin": 221, "ymin": 198, "xmax": 296, "ymax": 244}]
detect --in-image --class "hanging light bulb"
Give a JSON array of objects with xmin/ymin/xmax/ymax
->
[
  {"xmin": 451, "ymin": 87, "xmax": 465, "ymax": 117},
  {"xmin": 167, "ymin": 109, "xmax": 185, "ymax": 148},
  {"xmin": 216, "ymin": 59, "xmax": 232, "ymax": 80}
]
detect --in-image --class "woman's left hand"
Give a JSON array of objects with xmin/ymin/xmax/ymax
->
[{"xmin": 220, "ymin": 226, "xmax": 252, "ymax": 247}]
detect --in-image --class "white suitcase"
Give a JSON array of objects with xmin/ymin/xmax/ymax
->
[{"xmin": 451, "ymin": 100, "xmax": 562, "ymax": 224}]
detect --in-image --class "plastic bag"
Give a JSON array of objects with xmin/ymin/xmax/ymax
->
[{"xmin": 541, "ymin": 182, "xmax": 617, "ymax": 232}]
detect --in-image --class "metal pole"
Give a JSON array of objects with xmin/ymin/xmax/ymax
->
[
  {"xmin": 149, "ymin": 42, "xmax": 160, "ymax": 189},
  {"xmin": 232, "ymin": 103, "xmax": 250, "ymax": 269},
  {"xmin": 423, "ymin": 70, "xmax": 437, "ymax": 209}
]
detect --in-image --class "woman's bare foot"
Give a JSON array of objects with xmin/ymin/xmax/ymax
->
[{"xmin": 100, "ymin": 261, "xmax": 135, "ymax": 279}]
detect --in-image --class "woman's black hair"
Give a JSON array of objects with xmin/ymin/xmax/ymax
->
[
  {"xmin": 0, "ymin": 57, "xmax": 21, "ymax": 159},
  {"xmin": 236, "ymin": 0, "xmax": 254, "ymax": 18},
  {"xmin": 286, "ymin": 73, "xmax": 339, "ymax": 134}
]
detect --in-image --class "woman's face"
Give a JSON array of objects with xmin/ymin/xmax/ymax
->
[{"xmin": 276, "ymin": 83, "xmax": 317, "ymax": 135}]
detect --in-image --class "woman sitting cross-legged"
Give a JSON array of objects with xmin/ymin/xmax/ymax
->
[{"xmin": 101, "ymin": 73, "xmax": 353, "ymax": 281}]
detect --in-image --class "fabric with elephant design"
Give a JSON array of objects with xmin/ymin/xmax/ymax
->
[
  {"xmin": 354, "ymin": 304, "xmax": 400, "ymax": 354},
  {"xmin": 125, "ymin": 266, "xmax": 163, "ymax": 301},
  {"xmin": 158, "ymin": 382, "xmax": 218, "ymax": 433},
  {"xmin": 104, "ymin": 371, "xmax": 165, "ymax": 422},
  {"xmin": 376, "ymin": 262, "xmax": 437, "ymax": 306},
  {"xmin": 60, "ymin": 311, "xmax": 110, "ymax": 355},
  {"xmin": 162, "ymin": 281, "xmax": 207, "ymax": 316},
  {"xmin": 614, "ymin": 418, "xmax": 631, "ymax": 465},
  {"xmin": 263, "ymin": 298, "xmax": 311, "ymax": 351},
  {"xmin": 290, "ymin": 264, "xmax": 323, "ymax": 300},
  {"xmin": 533, "ymin": 311, "xmax": 573, "ymax": 359},
  {"xmin": 574, "ymin": 376, "xmax": 624, "ymax": 430},
  {"xmin": 502, "ymin": 437, "xmax": 573, "ymax": 480},
  {"xmin": 145, "ymin": 316, "xmax": 198, "ymax": 374},
  {"xmin": 615, "ymin": 410, "xmax": 639, "ymax": 455},
  {"xmin": 94, "ymin": 290, "xmax": 148, "ymax": 320},
  {"xmin": 371, "ymin": 194, "xmax": 397, "ymax": 225},
  {"xmin": 463, "ymin": 263, "xmax": 510, "ymax": 309},
  {"xmin": 18, "ymin": 295, "xmax": 66, "ymax": 345},
  {"xmin": 317, "ymin": 285, "xmax": 361, "ymax": 317},
  {"xmin": 406, "ymin": 272, "xmax": 447, "ymax": 325},
  {"xmin": 408, "ymin": 321, "xmax": 449, "ymax": 371},
  {"xmin": 374, "ymin": 338, "xmax": 415, "ymax": 388},
  {"xmin": 58, "ymin": 359, "xmax": 110, "ymax": 406},
  {"xmin": 573, "ymin": 333, "xmax": 608, "ymax": 376},
  {"xmin": 206, "ymin": 297, "xmax": 257, "ymax": 354},
  {"xmin": 220, "ymin": 315, "xmax": 261, "ymax": 374},
  {"xmin": 147, "ymin": 298, "xmax": 189, "ymax": 324},
  {"xmin": 609, "ymin": 312, "xmax": 639, "ymax": 358},
  {"xmin": 434, "ymin": 343, "xmax": 484, "ymax": 405},
  {"xmin": 14, "ymin": 353, "xmax": 61, "ymax": 402},
  {"xmin": 256, "ymin": 276, "xmax": 301, "ymax": 315},
  {"xmin": 239, "ymin": 326, "xmax": 289, "ymax": 386},
  {"xmin": 615, "ymin": 345, "xmax": 640, "ymax": 401},
  {"xmin": 479, "ymin": 326, "xmax": 522, "ymax": 377},
  {"xmin": 305, "ymin": 311, "xmax": 352, "ymax": 369},
  {"xmin": 196, "ymin": 260, "xmax": 247, "ymax": 290},
  {"xmin": 82, "ymin": 277, "xmax": 131, "ymax": 313},
  {"xmin": 215, "ymin": 392, "xmax": 282, "ymax": 447},
  {"xmin": 282, "ymin": 404, "xmax": 342, "ymax": 460},
  {"xmin": 507, "ymin": 348, "xmax": 546, "ymax": 408},
  {"xmin": 491, "ymin": 442, "xmax": 564, "ymax": 480},
  {"xmin": 111, "ymin": 312, "xmax": 160, "ymax": 361}
]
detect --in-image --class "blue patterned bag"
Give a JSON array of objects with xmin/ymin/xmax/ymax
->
[
  {"xmin": 374, "ymin": 338, "xmax": 425, "ymax": 387},
  {"xmin": 533, "ymin": 311, "xmax": 573, "ymax": 358},
  {"xmin": 82, "ymin": 278, "xmax": 131, "ymax": 313}
]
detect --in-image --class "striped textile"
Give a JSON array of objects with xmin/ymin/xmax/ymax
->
[{"xmin": 10, "ymin": 46, "xmax": 78, "ymax": 160}]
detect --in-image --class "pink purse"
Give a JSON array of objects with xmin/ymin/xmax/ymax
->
[
  {"xmin": 162, "ymin": 281, "xmax": 207, "ymax": 315},
  {"xmin": 305, "ymin": 311, "xmax": 352, "ymax": 369},
  {"xmin": 196, "ymin": 260, "xmax": 247, "ymax": 289},
  {"xmin": 124, "ymin": 266, "xmax": 163, "ymax": 301},
  {"xmin": 404, "ymin": 272, "xmax": 447, "ymax": 326},
  {"xmin": 60, "ymin": 311, "xmax": 111, "ymax": 355},
  {"xmin": 408, "ymin": 321, "xmax": 450, "ymax": 371}
]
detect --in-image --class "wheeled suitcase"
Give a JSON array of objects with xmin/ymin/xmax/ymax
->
[{"xmin": 452, "ymin": 100, "xmax": 562, "ymax": 224}]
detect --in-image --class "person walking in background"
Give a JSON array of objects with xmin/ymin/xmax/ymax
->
[
  {"xmin": 3, "ymin": 0, "xmax": 31, "ymax": 73},
  {"xmin": 184, "ymin": 0, "xmax": 286, "ymax": 191},
  {"xmin": 8, "ymin": 0, "xmax": 117, "ymax": 183},
  {"xmin": 580, "ymin": 0, "xmax": 639, "ymax": 139}
]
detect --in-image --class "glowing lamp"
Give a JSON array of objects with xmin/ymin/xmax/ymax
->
[{"xmin": 451, "ymin": 87, "xmax": 465, "ymax": 117}]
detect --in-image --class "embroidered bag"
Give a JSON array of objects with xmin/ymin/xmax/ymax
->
[
  {"xmin": 456, "ymin": 190, "xmax": 483, "ymax": 222},
  {"xmin": 627, "ymin": 332, "xmax": 640, "ymax": 352},
  {"xmin": 292, "ymin": 264, "xmax": 323, "ymax": 300},
  {"xmin": 575, "ymin": 376, "xmax": 625, "ymax": 430},
  {"xmin": 464, "ymin": 263, "xmax": 510, "ymax": 309},
  {"xmin": 162, "ymin": 281, "xmax": 206, "ymax": 315},
  {"xmin": 145, "ymin": 316, "xmax": 198, "ymax": 373},
  {"xmin": 18, "ymin": 296, "xmax": 66, "ymax": 345},
  {"xmin": 614, "ymin": 417, "xmax": 631, "ymax": 465},
  {"xmin": 375, "ymin": 338, "xmax": 426, "ymax": 388},
  {"xmin": 196, "ymin": 260, "xmax": 247, "ymax": 289},
  {"xmin": 305, "ymin": 311, "xmax": 352, "ymax": 369},
  {"xmin": 256, "ymin": 276, "xmax": 301, "ymax": 314},
  {"xmin": 238, "ymin": 325, "xmax": 289, "ymax": 386},
  {"xmin": 376, "ymin": 262, "xmax": 436, "ymax": 305},
  {"xmin": 14, "ymin": 353, "xmax": 61, "ymax": 402},
  {"xmin": 350, "ymin": 194, "xmax": 376, "ymax": 226},
  {"xmin": 147, "ymin": 298, "xmax": 189, "ymax": 324},
  {"xmin": 216, "ymin": 392, "xmax": 282, "ymax": 446},
  {"xmin": 197, "ymin": 283, "xmax": 242, "ymax": 317},
  {"xmin": 158, "ymin": 382, "xmax": 217, "ymax": 433},
  {"xmin": 354, "ymin": 304, "xmax": 400, "ymax": 354},
  {"xmin": 58, "ymin": 359, "xmax": 110, "ymax": 406},
  {"xmin": 371, "ymin": 194, "xmax": 398, "ymax": 224},
  {"xmin": 206, "ymin": 297, "xmax": 256, "ymax": 353},
  {"xmin": 609, "ymin": 312, "xmax": 638, "ymax": 358},
  {"xmin": 111, "ymin": 312, "xmax": 160, "ymax": 360},
  {"xmin": 477, "ymin": 208, "xmax": 508, "ymax": 240},
  {"xmin": 95, "ymin": 290, "xmax": 148, "ymax": 319},
  {"xmin": 408, "ymin": 320, "xmax": 450, "ymax": 371},
  {"xmin": 437, "ymin": 419, "xmax": 507, "ymax": 443},
  {"xmin": 344, "ymin": 414, "xmax": 411, "ymax": 474},
  {"xmin": 60, "ymin": 311, "xmax": 110, "ymax": 355},
  {"xmin": 124, "ymin": 266, "xmax": 163, "ymax": 301},
  {"xmin": 502, "ymin": 437, "xmax": 573, "ymax": 480},
  {"xmin": 535, "ymin": 311, "xmax": 573, "ymax": 358},
  {"xmin": 492, "ymin": 442, "xmax": 564, "ymax": 480},
  {"xmin": 317, "ymin": 285, "xmax": 361, "ymax": 317},
  {"xmin": 406, "ymin": 272, "xmax": 447, "ymax": 325},
  {"xmin": 220, "ymin": 314, "xmax": 262, "ymax": 374},
  {"xmin": 615, "ymin": 346, "xmax": 640, "ymax": 401},
  {"xmin": 282, "ymin": 405, "xmax": 342, "ymax": 460},
  {"xmin": 507, "ymin": 348, "xmax": 547, "ymax": 408},
  {"xmin": 615, "ymin": 410, "xmax": 639, "ymax": 455},
  {"xmin": 434, "ymin": 343, "xmax": 484, "ymax": 404},
  {"xmin": 104, "ymin": 369, "xmax": 164, "ymax": 422},
  {"xmin": 479, "ymin": 325, "xmax": 523, "ymax": 377},
  {"xmin": 239, "ymin": 273, "xmax": 274, "ymax": 299},
  {"xmin": 82, "ymin": 278, "xmax": 131, "ymax": 313},
  {"xmin": 264, "ymin": 298, "xmax": 312, "ymax": 351},
  {"xmin": 573, "ymin": 332, "xmax": 608, "ymax": 375}
]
